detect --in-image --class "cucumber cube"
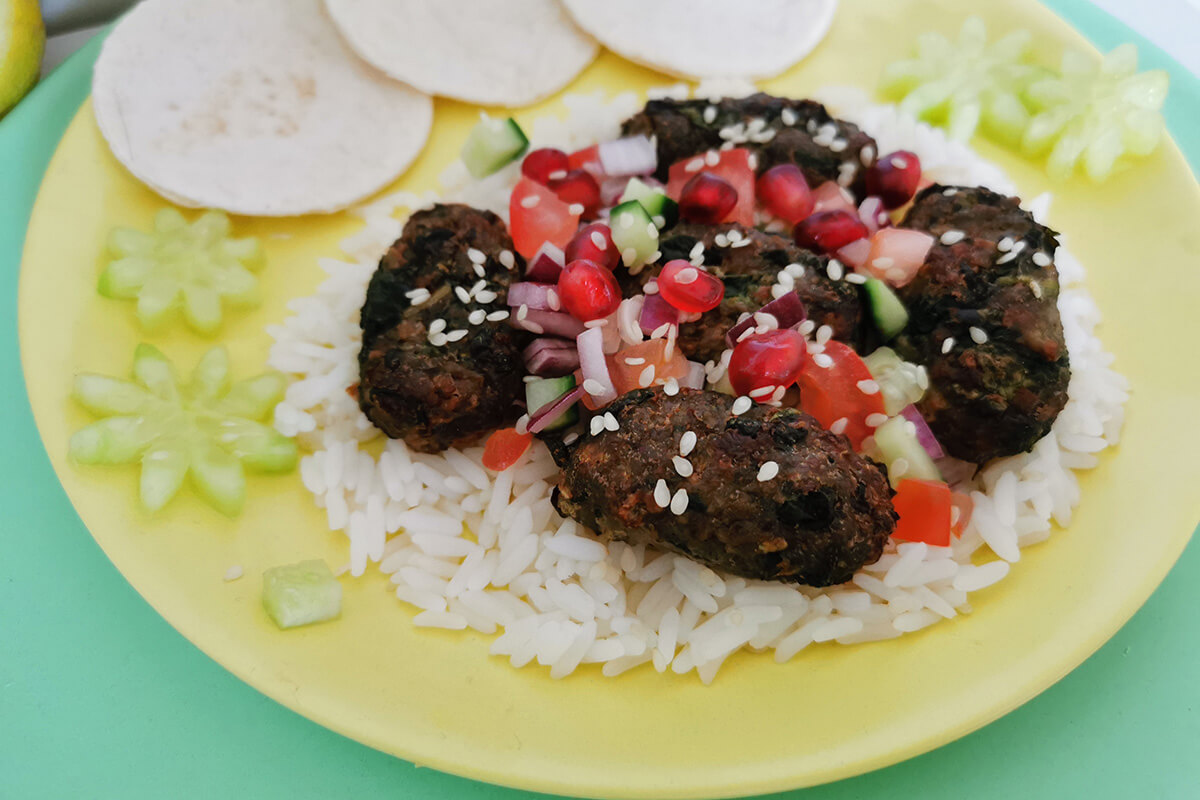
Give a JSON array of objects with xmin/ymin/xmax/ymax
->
[{"xmin": 263, "ymin": 560, "xmax": 342, "ymax": 629}]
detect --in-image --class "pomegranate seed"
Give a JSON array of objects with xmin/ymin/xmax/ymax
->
[
  {"xmin": 756, "ymin": 164, "xmax": 813, "ymax": 224},
  {"xmin": 679, "ymin": 173, "xmax": 738, "ymax": 224},
  {"xmin": 866, "ymin": 150, "xmax": 922, "ymax": 209},
  {"xmin": 521, "ymin": 148, "xmax": 570, "ymax": 185},
  {"xmin": 557, "ymin": 259, "xmax": 621, "ymax": 321},
  {"xmin": 565, "ymin": 223, "xmax": 619, "ymax": 271},
  {"xmin": 548, "ymin": 169, "xmax": 602, "ymax": 218},
  {"xmin": 728, "ymin": 329, "xmax": 808, "ymax": 398},
  {"xmin": 793, "ymin": 210, "xmax": 869, "ymax": 253},
  {"xmin": 657, "ymin": 259, "xmax": 725, "ymax": 314}
]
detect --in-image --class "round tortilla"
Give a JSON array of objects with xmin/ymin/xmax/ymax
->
[
  {"xmin": 323, "ymin": 0, "xmax": 598, "ymax": 106},
  {"xmin": 92, "ymin": 0, "xmax": 433, "ymax": 216},
  {"xmin": 563, "ymin": 0, "xmax": 838, "ymax": 80}
]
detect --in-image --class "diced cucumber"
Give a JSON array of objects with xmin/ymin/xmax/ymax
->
[
  {"xmin": 190, "ymin": 346, "xmax": 230, "ymax": 402},
  {"xmin": 210, "ymin": 418, "xmax": 299, "ymax": 473},
  {"xmin": 189, "ymin": 442, "xmax": 246, "ymax": 517},
  {"xmin": 216, "ymin": 374, "xmax": 288, "ymax": 420},
  {"xmin": 98, "ymin": 256, "xmax": 155, "ymax": 299},
  {"xmin": 183, "ymin": 284, "xmax": 222, "ymax": 336},
  {"xmin": 107, "ymin": 227, "xmax": 156, "ymax": 258},
  {"xmin": 864, "ymin": 278, "xmax": 908, "ymax": 340},
  {"xmin": 873, "ymin": 415, "xmax": 941, "ymax": 488},
  {"xmin": 526, "ymin": 375, "xmax": 578, "ymax": 431},
  {"xmin": 262, "ymin": 560, "xmax": 342, "ymax": 630},
  {"xmin": 461, "ymin": 116, "xmax": 529, "ymax": 179},
  {"xmin": 135, "ymin": 273, "xmax": 182, "ymax": 331},
  {"xmin": 73, "ymin": 374, "xmax": 151, "ymax": 416},
  {"xmin": 140, "ymin": 446, "xmax": 190, "ymax": 512},
  {"xmin": 69, "ymin": 416, "xmax": 152, "ymax": 465},
  {"xmin": 619, "ymin": 178, "xmax": 679, "ymax": 229},
  {"xmin": 864, "ymin": 347, "xmax": 925, "ymax": 416},
  {"xmin": 609, "ymin": 200, "xmax": 660, "ymax": 273},
  {"xmin": 133, "ymin": 344, "xmax": 179, "ymax": 402}
]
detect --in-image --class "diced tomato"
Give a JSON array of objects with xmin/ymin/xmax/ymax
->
[
  {"xmin": 859, "ymin": 228, "xmax": 934, "ymax": 287},
  {"xmin": 481, "ymin": 427, "xmax": 533, "ymax": 471},
  {"xmin": 797, "ymin": 340, "xmax": 886, "ymax": 450},
  {"xmin": 607, "ymin": 339, "xmax": 690, "ymax": 394},
  {"xmin": 892, "ymin": 479, "xmax": 953, "ymax": 546},
  {"xmin": 666, "ymin": 148, "xmax": 755, "ymax": 226},
  {"xmin": 509, "ymin": 178, "xmax": 581, "ymax": 259},
  {"xmin": 567, "ymin": 144, "xmax": 603, "ymax": 178},
  {"xmin": 950, "ymin": 490, "xmax": 974, "ymax": 538},
  {"xmin": 810, "ymin": 181, "xmax": 858, "ymax": 215}
]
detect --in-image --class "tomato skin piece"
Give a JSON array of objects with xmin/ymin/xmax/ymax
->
[
  {"xmin": 607, "ymin": 339, "xmax": 690, "ymax": 394},
  {"xmin": 892, "ymin": 479, "xmax": 953, "ymax": 546},
  {"xmin": 482, "ymin": 427, "xmax": 533, "ymax": 471},
  {"xmin": 950, "ymin": 490, "xmax": 974, "ymax": 537},
  {"xmin": 509, "ymin": 178, "xmax": 581, "ymax": 259},
  {"xmin": 567, "ymin": 145, "xmax": 603, "ymax": 178},
  {"xmin": 797, "ymin": 340, "xmax": 886, "ymax": 450}
]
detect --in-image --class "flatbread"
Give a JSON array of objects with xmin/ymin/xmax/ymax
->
[
  {"xmin": 324, "ymin": 0, "xmax": 598, "ymax": 106},
  {"xmin": 92, "ymin": 0, "xmax": 433, "ymax": 216},
  {"xmin": 563, "ymin": 0, "xmax": 838, "ymax": 80}
]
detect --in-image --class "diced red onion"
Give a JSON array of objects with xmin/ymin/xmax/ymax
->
[
  {"xmin": 901, "ymin": 404, "xmax": 945, "ymax": 460},
  {"xmin": 639, "ymin": 293, "xmax": 679, "ymax": 335},
  {"xmin": 508, "ymin": 309, "xmax": 586, "ymax": 338},
  {"xmin": 725, "ymin": 291, "xmax": 807, "ymax": 348},
  {"xmin": 600, "ymin": 177, "xmax": 632, "ymax": 207},
  {"xmin": 598, "ymin": 135, "xmax": 657, "ymax": 177},
  {"xmin": 858, "ymin": 196, "xmax": 889, "ymax": 235},
  {"xmin": 525, "ymin": 242, "xmax": 565, "ymax": 283},
  {"xmin": 507, "ymin": 282, "xmax": 558, "ymax": 311},
  {"xmin": 528, "ymin": 385, "xmax": 585, "ymax": 434},
  {"xmin": 523, "ymin": 338, "xmax": 580, "ymax": 377},
  {"xmin": 576, "ymin": 327, "xmax": 617, "ymax": 405},
  {"xmin": 681, "ymin": 361, "xmax": 706, "ymax": 390},
  {"xmin": 836, "ymin": 237, "xmax": 872, "ymax": 269}
]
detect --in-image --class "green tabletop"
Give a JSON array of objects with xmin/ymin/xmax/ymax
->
[{"xmin": 2, "ymin": 1, "xmax": 1197, "ymax": 797}]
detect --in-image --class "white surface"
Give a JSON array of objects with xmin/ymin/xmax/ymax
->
[{"xmin": 42, "ymin": 2, "xmax": 1200, "ymax": 77}]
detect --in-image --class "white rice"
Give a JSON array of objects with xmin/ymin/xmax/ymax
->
[{"xmin": 266, "ymin": 84, "xmax": 1128, "ymax": 683}]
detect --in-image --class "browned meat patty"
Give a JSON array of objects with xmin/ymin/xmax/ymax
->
[
  {"xmin": 358, "ymin": 204, "xmax": 530, "ymax": 453},
  {"xmin": 894, "ymin": 185, "xmax": 1070, "ymax": 463},
  {"xmin": 551, "ymin": 388, "xmax": 896, "ymax": 586},
  {"xmin": 622, "ymin": 93, "xmax": 877, "ymax": 194},
  {"xmin": 649, "ymin": 222, "xmax": 869, "ymax": 364}
]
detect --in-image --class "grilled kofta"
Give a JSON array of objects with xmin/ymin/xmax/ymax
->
[
  {"xmin": 551, "ymin": 388, "xmax": 896, "ymax": 586},
  {"xmin": 652, "ymin": 222, "xmax": 868, "ymax": 363},
  {"xmin": 622, "ymin": 93, "xmax": 878, "ymax": 193},
  {"xmin": 893, "ymin": 185, "xmax": 1070, "ymax": 463},
  {"xmin": 358, "ymin": 204, "xmax": 530, "ymax": 453}
]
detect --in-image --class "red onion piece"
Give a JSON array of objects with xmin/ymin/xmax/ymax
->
[
  {"xmin": 523, "ymin": 339, "xmax": 580, "ymax": 377},
  {"xmin": 901, "ymin": 404, "xmax": 945, "ymax": 460},
  {"xmin": 725, "ymin": 291, "xmax": 808, "ymax": 348},
  {"xmin": 858, "ymin": 196, "xmax": 889, "ymax": 235},
  {"xmin": 525, "ymin": 242, "xmax": 565, "ymax": 283},
  {"xmin": 681, "ymin": 361, "xmax": 706, "ymax": 390},
  {"xmin": 528, "ymin": 385, "xmax": 585, "ymax": 434},
  {"xmin": 508, "ymin": 309, "xmax": 586, "ymax": 338},
  {"xmin": 576, "ymin": 327, "xmax": 617, "ymax": 405},
  {"xmin": 639, "ymin": 293, "xmax": 679, "ymax": 335},
  {"xmin": 600, "ymin": 177, "xmax": 632, "ymax": 207},
  {"xmin": 598, "ymin": 135, "xmax": 657, "ymax": 177},
  {"xmin": 507, "ymin": 282, "xmax": 559, "ymax": 311}
]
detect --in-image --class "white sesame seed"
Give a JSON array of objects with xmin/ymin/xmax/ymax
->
[
  {"xmin": 563, "ymin": 431, "xmax": 580, "ymax": 445},
  {"xmin": 916, "ymin": 366, "xmax": 929, "ymax": 390},
  {"xmin": 582, "ymin": 378, "xmax": 605, "ymax": 396},
  {"xmin": 622, "ymin": 247, "xmax": 638, "ymax": 266},
  {"xmin": 872, "ymin": 257, "xmax": 895, "ymax": 270},
  {"xmin": 776, "ymin": 271, "xmax": 795, "ymax": 289},
  {"xmin": 445, "ymin": 329, "xmax": 468, "ymax": 342},
  {"xmin": 663, "ymin": 378, "xmax": 680, "ymax": 396},
  {"xmin": 813, "ymin": 353, "xmax": 833, "ymax": 368},
  {"xmin": 603, "ymin": 412, "xmax": 620, "ymax": 432},
  {"xmin": 770, "ymin": 284, "xmax": 789, "ymax": 300},
  {"xmin": 669, "ymin": 488, "xmax": 689, "ymax": 515},
  {"xmin": 865, "ymin": 412, "xmax": 889, "ymax": 428},
  {"xmin": 892, "ymin": 156, "xmax": 908, "ymax": 170},
  {"xmin": 590, "ymin": 415, "xmax": 605, "ymax": 436},
  {"xmin": 754, "ymin": 311, "xmax": 779, "ymax": 329},
  {"xmin": 404, "ymin": 288, "xmax": 424, "ymax": 299},
  {"xmin": 736, "ymin": 327, "xmax": 756, "ymax": 343},
  {"xmin": 520, "ymin": 195, "xmax": 539, "ymax": 209},
  {"xmin": 798, "ymin": 319, "xmax": 816, "ymax": 335},
  {"xmin": 940, "ymin": 230, "xmax": 965, "ymax": 245},
  {"xmin": 827, "ymin": 260, "xmax": 844, "ymax": 280},
  {"xmin": 638, "ymin": 364, "xmax": 656, "ymax": 387},
  {"xmin": 689, "ymin": 242, "xmax": 705, "ymax": 260},
  {"xmin": 486, "ymin": 310, "xmax": 510, "ymax": 322},
  {"xmin": 224, "ymin": 565, "xmax": 243, "ymax": 582},
  {"xmin": 830, "ymin": 417, "xmax": 849, "ymax": 435},
  {"xmin": 816, "ymin": 324, "xmax": 833, "ymax": 345},
  {"xmin": 705, "ymin": 150, "xmax": 720, "ymax": 166},
  {"xmin": 619, "ymin": 213, "xmax": 634, "ymax": 229},
  {"xmin": 781, "ymin": 107, "xmax": 797, "ymax": 126},
  {"xmin": 891, "ymin": 457, "xmax": 909, "ymax": 478},
  {"xmin": 568, "ymin": 203, "xmax": 585, "ymax": 216},
  {"xmin": 646, "ymin": 222, "xmax": 658, "ymax": 238},
  {"xmin": 732, "ymin": 396, "xmax": 753, "ymax": 415},
  {"xmin": 649, "ymin": 249, "xmax": 662, "ymax": 262},
  {"xmin": 845, "ymin": 272, "xmax": 867, "ymax": 285},
  {"xmin": 860, "ymin": 144, "xmax": 876, "ymax": 166},
  {"xmin": 1030, "ymin": 281, "xmax": 1044, "ymax": 299},
  {"xmin": 749, "ymin": 385, "xmax": 776, "ymax": 399},
  {"xmin": 679, "ymin": 431, "xmax": 697, "ymax": 457},
  {"xmin": 1032, "ymin": 252, "xmax": 1052, "ymax": 267},
  {"xmin": 468, "ymin": 309, "xmax": 486, "ymax": 325},
  {"xmin": 703, "ymin": 105, "xmax": 717, "ymax": 124},
  {"xmin": 428, "ymin": 332, "xmax": 447, "ymax": 347},
  {"xmin": 650, "ymin": 323, "xmax": 671, "ymax": 340},
  {"xmin": 943, "ymin": 187, "xmax": 958, "ymax": 197},
  {"xmin": 969, "ymin": 326, "xmax": 989, "ymax": 344},
  {"xmin": 857, "ymin": 379, "xmax": 880, "ymax": 395},
  {"xmin": 547, "ymin": 169, "xmax": 568, "ymax": 181},
  {"xmin": 785, "ymin": 262, "xmax": 805, "ymax": 278},
  {"xmin": 499, "ymin": 250, "xmax": 515, "ymax": 270},
  {"xmin": 584, "ymin": 318, "xmax": 608, "ymax": 329},
  {"xmin": 654, "ymin": 479, "xmax": 671, "ymax": 508},
  {"xmin": 429, "ymin": 318, "xmax": 447, "ymax": 334},
  {"xmin": 886, "ymin": 268, "xmax": 908, "ymax": 283},
  {"xmin": 685, "ymin": 157, "xmax": 705, "ymax": 173},
  {"xmin": 997, "ymin": 237, "xmax": 1014, "ymax": 252},
  {"xmin": 643, "ymin": 281, "xmax": 659, "ymax": 295},
  {"xmin": 589, "ymin": 230, "xmax": 608, "ymax": 250},
  {"xmin": 467, "ymin": 247, "xmax": 486, "ymax": 264},
  {"xmin": 770, "ymin": 385, "xmax": 787, "ymax": 405},
  {"xmin": 672, "ymin": 455, "xmax": 694, "ymax": 477},
  {"xmin": 454, "ymin": 286, "xmax": 471, "ymax": 303},
  {"xmin": 476, "ymin": 290, "xmax": 498, "ymax": 304},
  {"xmin": 514, "ymin": 413, "xmax": 530, "ymax": 435},
  {"xmin": 522, "ymin": 321, "xmax": 544, "ymax": 334},
  {"xmin": 950, "ymin": 505, "xmax": 961, "ymax": 526},
  {"xmin": 905, "ymin": 420, "xmax": 918, "ymax": 437},
  {"xmin": 546, "ymin": 288, "xmax": 561, "ymax": 311},
  {"xmin": 829, "ymin": 139, "xmax": 847, "ymax": 153},
  {"xmin": 473, "ymin": 263, "xmax": 486, "ymax": 278},
  {"xmin": 756, "ymin": 461, "xmax": 780, "ymax": 482},
  {"xmin": 942, "ymin": 336, "xmax": 955, "ymax": 354},
  {"xmin": 624, "ymin": 356, "xmax": 646, "ymax": 366},
  {"xmin": 714, "ymin": 233, "xmax": 729, "ymax": 248},
  {"xmin": 517, "ymin": 304, "xmax": 529, "ymax": 321}
]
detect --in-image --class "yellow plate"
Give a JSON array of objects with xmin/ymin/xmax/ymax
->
[{"xmin": 18, "ymin": 0, "xmax": 1200, "ymax": 797}]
